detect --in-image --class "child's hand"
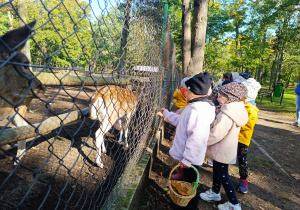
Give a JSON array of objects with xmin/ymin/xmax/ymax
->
[
  {"xmin": 179, "ymin": 161, "xmax": 188, "ymax": 168},
  {"xmin": 157, "ymin": 112, "xmax": 164, "ymax": 118}
]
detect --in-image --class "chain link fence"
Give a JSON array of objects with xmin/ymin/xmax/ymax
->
[{"xmin": 0, "ymin": 0, "xmax": 181, "ymax": 209}]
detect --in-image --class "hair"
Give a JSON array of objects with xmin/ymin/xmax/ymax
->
[{"xmin": 223, "ymin": 72, "xmax": 233, "ymax": 81}]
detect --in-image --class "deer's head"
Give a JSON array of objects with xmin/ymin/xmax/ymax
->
[{"xmin": 0, "ymin": 21, "xmax": 45, "ymax": 105}]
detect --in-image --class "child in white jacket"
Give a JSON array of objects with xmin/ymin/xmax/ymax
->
[
  {"xmin": 157, "ymin": 72, "xmax": 215, "ymax": 210},
  {"xmin": 200, "ymin": 82, "xmax": 248, "ymax": 210}
]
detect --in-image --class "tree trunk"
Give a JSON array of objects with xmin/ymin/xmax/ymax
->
[
  {"xmin": 258, "ymin": 64, "xmax": 263, "ymax": 84},
  {"xmin": 235, "ymin": 20, "xmax": 239, "ymax": 50},
  {"xmin": 182, "ymin": 0, "xmax": 191, "ymax": 76},
  {"xmin": 118, "ymin": 0, "xmax": 133, "ymax": 75},
  {"xmin": 269, "ymin": 51, "xmax": 278, "ymax": 89},
  {"xmin": 235, "ymin": 19, "xmax": 240, "ymax": 72},
  {"xmin": 18, "ymin": 0, "xmax": 31, "ymax": 63},
  {"xmin": 286, "ymin": 68, "xmax": 293, "ymax": 88},
  {"xmin": 188, "ymin": 0, "xmax": 209, "ymax": 76},
  {"xmin": 275, "ymin": 45, "xmax": 285, "ymax": 83},
  {"xmin": 274, "ymin": 12, "xmax": 290, "ymax": 84},
  {"xmin": 8, "ymin": 11, "xmax": 13, "ymax": 30},
  {"xmin": 258, "ymin": 28, "xmax": 267, "ymax": 84}
]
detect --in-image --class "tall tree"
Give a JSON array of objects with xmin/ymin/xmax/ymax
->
[
  {"xmin": 118, "ymin": 0, "xmax": 133, "ymax": 75},
  {"xmin": 182, "ymin": 0, "xmax": 210, "ymax": 77},
  {"xmin": 181, "ymin": 0, "xmax": 191, "ymax": 75},
  {"xmin": 187, "ymin": 0, "xmax": 210, "ymax": 76}
]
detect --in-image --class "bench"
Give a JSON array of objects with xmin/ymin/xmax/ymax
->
[{"xmin": 257, "ymin": 88, "xmax": 274, "ymax": 103}]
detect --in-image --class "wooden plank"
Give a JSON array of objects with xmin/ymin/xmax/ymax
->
[{"xmin": 0, "ymin": 108, "xmax": 89, "ymax": 146}]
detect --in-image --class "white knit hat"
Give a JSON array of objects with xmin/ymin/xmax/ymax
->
[
  {"xmin": 181, "ymin": 77, "xmax": 190, "ymax": 88},
  {"xmin": 231, "ymin": 72, "xmax": 240, "ymax": 81},
  {"xmin": 234, "ymin": 76, "xmax": 246, "ymax": 83},
  {"xmin": 241, "ymin": 78, "xmax": 261, "ymax": 100},
  {"xmin": 217, "ymin": 81, "xmax": 223, "ymax": 87}
]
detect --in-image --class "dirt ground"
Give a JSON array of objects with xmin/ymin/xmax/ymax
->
[
  {"xmin": 0, "ymin": 86, "xmax": 137, "ymax": 209},
  {"xmin": 139, "ymin": 105, "xmax": 300, "ymax": 210}
]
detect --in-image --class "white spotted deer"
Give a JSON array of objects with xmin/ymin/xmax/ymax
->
[
  {"xmin": 0, "ymin": 21, "xmax": 45, "ymax": 164},
  {"xmin": 88, "ymin": 85, "xmax": 139, "ymax": 168}
]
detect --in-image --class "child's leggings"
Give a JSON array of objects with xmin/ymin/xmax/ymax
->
[
  {"xmin": 237, "ymin": 142, "xmax": 249, "ymax": 180},
  {"xmin": 172, "ymin": 165, "xmax": 200, "ymax": 210},
  {"xmin": 212, "ymin": 160, "xmax": 239, "ymax": 205}
]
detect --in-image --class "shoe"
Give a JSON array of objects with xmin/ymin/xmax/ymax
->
[
  {"xmin": 171, "ymin": 167, "xmax": 185, "ymax": 181},
  {"xmin": 238, "ymin": 179, "xmax": 248, "ymax": 194},
  {"xmin": 291, "ymin": 121, "xmax": 299, "ymax": 126},
  {"xmin": 207, "ymin": 160, "xmax": 213, "ymax": 167},
  {"xmin": 200, "ymin": 189, "xmax": 221, "ymax": 201},
  {"xmin": 218, "ymin": 202, "xmax": 242, "ymax": 210}
]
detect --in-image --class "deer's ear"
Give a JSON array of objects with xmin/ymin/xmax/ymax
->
[{"xmin": 0, "ymin": 20, "xmax": 36, "ymax": 52}]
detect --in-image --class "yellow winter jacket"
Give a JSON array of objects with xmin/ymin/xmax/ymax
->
[
  {"xmin": 238, "ymin": 103, "xmax": 259, "ymax": 146},
  {"xmin": 173, "ymin": 89, "xmax": 187, "ymax": 108}
]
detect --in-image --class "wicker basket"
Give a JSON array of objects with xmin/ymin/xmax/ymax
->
[{"xmin": 168, "ymin": 165, "xmax": 199, "ymax": 207}]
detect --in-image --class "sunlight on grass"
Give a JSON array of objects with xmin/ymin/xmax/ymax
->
[{"xmin": 256, "ymin": 86, "xmax": 296, "ymax": 117}]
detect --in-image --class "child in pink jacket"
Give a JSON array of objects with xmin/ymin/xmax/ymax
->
[
  {"xmin": 200, "ymin": 82, "xmax": 248, "ymax": 210},
  {"xmin": 157, "ymin": 72, "xmax": 215, "ymax": 209}
]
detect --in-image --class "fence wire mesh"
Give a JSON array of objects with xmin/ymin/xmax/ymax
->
[{"xmin": 0, "ymin": 0, "xmax": 181, "ymax": 209}]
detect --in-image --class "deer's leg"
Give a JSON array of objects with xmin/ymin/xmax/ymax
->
[
  {"xmin": 118, "ymin": 118, "xmax": 124, "ymax": 145},
  {"xmin": 11, "ymin": 113, "xmax": 28, "ymax": 165},
  {"xmin": 95, "ymin": 116, "xmax": 113, "ymax": 168},
  {"xmin": 123, "ymin": 115, "xmax": 131, "ymax": 148},
  {"xmin": 95, "ymin": 128, "xmax": 104, "ymax": 168},
  {"xmin": 100, "ymin": 117, "xmax": 113, "ymax": 154}
]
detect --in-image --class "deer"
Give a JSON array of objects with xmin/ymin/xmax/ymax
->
[
  {"xmin": 88, "ymin": 84, "xmax": 140, "ymax": 168},
  {"xmin": 0, "ymin": 21, "xmax": 45, "ymax": 164}
]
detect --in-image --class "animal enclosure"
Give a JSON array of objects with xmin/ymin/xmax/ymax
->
[{"xmin": 0, "ymin": 0, "xmax": 181, "ymax": 209}]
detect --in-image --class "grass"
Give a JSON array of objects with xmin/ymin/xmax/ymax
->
[
  {"xmin": 256, "ymin": 86, "xmax": 297, "ymax": 117},
  {"xmin": 248, "ymin": 157, "xmax": 273, "ymax": 168}
]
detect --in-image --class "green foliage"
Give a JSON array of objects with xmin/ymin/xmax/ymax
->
[
  {"xmin": 0, "ymin": 0, "xmax": 164, "ymax": 73},
  {"xmin": 203, "ymin": 0, "xmax": 300, "ymax": 86},
  {"xmin": 165, "ymin": 0, "xmax": 299, "ymax": 86}
]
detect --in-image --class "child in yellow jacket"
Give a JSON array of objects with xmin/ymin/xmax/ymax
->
[
  {"xmin": 238, "ymin": 78, "xmax": 261, "ymax": 194},
  {"xmin": 173, "ymin": 89, "xmax": 187, "ymax": 108},
  {"xmin": 173, "ymin": 77, "xmax": 190, "ymax": 109}
]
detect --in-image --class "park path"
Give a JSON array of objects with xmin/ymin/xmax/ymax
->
[{"xmin": 140, "ymin": 108, "xmax": 300, "ymax": 210}]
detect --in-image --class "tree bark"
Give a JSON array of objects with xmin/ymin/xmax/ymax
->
[
  {"xmin": 275, "ymin": 45, "xmax": 285, "ymax": 83},
  {"xmin": 285, "ymin": 68, "xmax": 293, "ymax": 88},
  {"xmin": 188, "ymin": 0, "xmax": 209, "ymax": 76},
  {"xmin": 258, "ymin": 29, "xmax": 267, "ymax": 84},
  {"xmin": 235, "ymin": 19, "xmax": 240, "ymax": 72},
  {"xmin": 274, "ymin": 11, "xmax": 290, "ymax": 84},
  {"xmin": 258, "ymin": 64, "xmax": 263, "ymax": 84},
  {"xmin": 182, "ymin": 0, "xmax": 191, "ymax": 76},
  {"xmin": 118, "ymin": 0, "xmax": 133, "ymax": 75},
  {"xmin": 269, "ymin": 51, "xmax": 278, "ymax": 89},
  {"xmin": 18, "ymin": 0, "xmax": 32, "ymax": 63}
]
